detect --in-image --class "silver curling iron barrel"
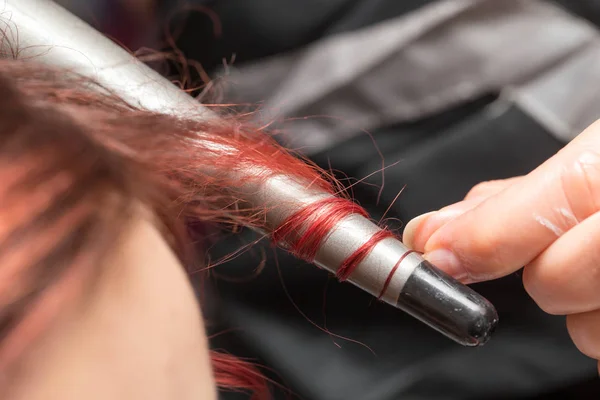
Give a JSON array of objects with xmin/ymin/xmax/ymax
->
[
  {"xmin": 248, "ymin": 175, "xmax": 499, "ymax": 346},
  {"xmin": 2, "ymin": 0, "xmax": 498, "ymax": 346}
]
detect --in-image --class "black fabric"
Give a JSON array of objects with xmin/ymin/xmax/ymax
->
[
  {"xmin": 169, "ymin": 0, "xmax": 600, "ymax": 75},
  {"xmin": 56, "ymin": 0, "xmax": 600, "ymax": 398},
  {"xmin": 206, "ymin": 101, "xmax": 599, "ymax": 399},
  {"xmin": 168, "ymin": 0, "xmax": 435, "ymax": 72},
  {"xmin": 552, "ymin": 0, "xmax": 600, "ymax": 27},
  {"xmin": 173, "ymin": 2, "xmax": 600, "ymax": 399},
  {"xmin": 348, "ymin": 102, "xmax": 567, "ymax": 221},
  {"xmin": 167, "ymin": 0, "xmax": 600, "ymax": 74}
]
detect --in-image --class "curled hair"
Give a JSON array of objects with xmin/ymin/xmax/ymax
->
[{"xmin": 0, "ymin": 58, "xmax": 341, "ymax": 398}]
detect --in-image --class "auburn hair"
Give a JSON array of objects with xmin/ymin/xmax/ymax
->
[{"xmin": 0, "ymin": 58, "xmax": 340, "ymax": 399}]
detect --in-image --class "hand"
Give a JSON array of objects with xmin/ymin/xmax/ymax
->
[{"xmin": 402, "ymin": 120, "xmax": 600, "ymax": 373}]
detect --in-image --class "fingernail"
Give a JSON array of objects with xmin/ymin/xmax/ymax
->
[
  {"xmin": 404, "ymin": 200, "xmax": 483, "ymax": 251},
  {"xmin": 424, "ymin": 249, "xmax": 468, "ymax": 281},
  {"xmin": 403, "ymin": 211, "xmax": 435, "ymax": 249}
]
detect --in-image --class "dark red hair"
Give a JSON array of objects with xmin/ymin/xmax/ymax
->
[{"xmin": 0, "ymin": 58, "xmax": 345, "ymax": 398}]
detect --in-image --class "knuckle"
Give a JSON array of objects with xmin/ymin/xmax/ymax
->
[
  {"xmin": 567, "ymin": 314, "xmax": 600, "ymax": 360},
  {"xmin": 561, "ymin": 148, "xmax": 600, "ymax": 221},
  {"xmin": 465, "ymin": 179, "xmax": 508, "ymax": 200},
  {"xmin": 522, "ymin": 263, "xmax": 566, "ymax": 315},
  {"xmin": 577, "ymin": 119, "xmax": 600, "ymax": 143},
  {"xmin": 524, "ymin": 282, "xmax": 564, "ymax": 315},
  {"xmin": 465, "ymin": 182, "xmax": 491, "ymax": 199},
  {"xmin": 585, "ymin": 118, "xmax": 600, "ymax": 133},
  {"xmin": 534, "ymin": 298, "xmax": 565, "ymax": 316}
]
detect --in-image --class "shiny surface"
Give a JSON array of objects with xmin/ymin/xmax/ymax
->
[
  {"xmin": 314, "ymin": 214, "xmax": 417, "ymax": 305},
  {"xmin": 0, "ymin": 0, "xmax": 214, "ymax": 119},
  {"xmin": 398, "ymin": 260, "xmax": 499, "ymax": 346},
  {"xmin": 238, "ymin": 175, "xmax": 418, "ymax": 305},
  {"xmin": 2, "ymin": 0, "xmax": 498, "ymax": 346}
]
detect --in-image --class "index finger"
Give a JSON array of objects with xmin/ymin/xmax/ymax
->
[{"xmin": 412, "ymin": 120, "xmax": 600, "ymax": 282}]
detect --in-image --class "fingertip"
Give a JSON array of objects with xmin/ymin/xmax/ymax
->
[
  {"xmin": 404, "ymin": 200, "xmax": 480, "ymax": 250},
  {"xmin": 402, "ymin": 211, "xmax": 435, "ymax": 249},
  {"xmin": 424, "ymin": 248, "xmax": 469, "ymax": 281}
]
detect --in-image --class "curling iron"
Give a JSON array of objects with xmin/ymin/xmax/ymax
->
[{"xmin": 1, "ymin": 0, "xmax": 498, "ymax": 346}]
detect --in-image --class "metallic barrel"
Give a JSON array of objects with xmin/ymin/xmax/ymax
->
[
  {"xmin": 1, "ymin": 0, "xmax": 498, "ymax": 346},
  {"xmin": 246, "ymin": 176, "xmax": 498, "ymax": 346},
  {"xmin": 0, "ymin": 0, "xmax": 212, "ymax": 118}
]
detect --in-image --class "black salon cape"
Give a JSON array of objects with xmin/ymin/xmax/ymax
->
[{"xmin": 165, "ymin": 1, "xmax": 600, "ymax": 399}]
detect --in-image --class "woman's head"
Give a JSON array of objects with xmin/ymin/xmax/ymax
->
[{"xmin": 0, "ymin": 59, "xmax": 280, "ymax": 399}]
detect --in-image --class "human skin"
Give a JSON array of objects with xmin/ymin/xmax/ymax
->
[
  {"xmin": 403, "ymin": 119, "xmax": 600, "ymax": 374},
  {"xmin": 6, "ymin": 214, "xmax": 217, "ymax": 400}
]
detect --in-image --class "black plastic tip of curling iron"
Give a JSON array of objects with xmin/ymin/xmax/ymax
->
[{"xmin": 396, "ymin": 260, "xmax": 499, "ymax": 347}]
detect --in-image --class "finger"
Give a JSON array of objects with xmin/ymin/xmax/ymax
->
[
  {"xmin": 567, "ymin": 309, "xmax": 600, "ymax": 361},
  {"xmin": 523, "ymin": 210, "xmax": 600, "ymax": 315},
  {"xmin": 420, "ymin": 120, "xmax": 600, "ymax": 281},
  {"xmin": 405, "ymin": 176, "xmax": 524, "ymax": 250},
  {"xmin": 403, "ymin": 197, "xmax": 487, "ymax": 250},
  {"xmin": 464, "ymin": 176, "xmax": 524, "ymax": 201}
]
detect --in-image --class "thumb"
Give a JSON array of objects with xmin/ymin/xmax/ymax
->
[{"xmin": 404, "ymin": 120, "xmax": 600, "ymax": 282}]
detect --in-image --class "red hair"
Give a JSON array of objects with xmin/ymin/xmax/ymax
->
[
  {"xmin": 0, "ymin": 52, "xmax": 401, "ymax": 398},
  {"xmin": 0, "ymin": 58, "xmax": 340, "ymax": 398}
]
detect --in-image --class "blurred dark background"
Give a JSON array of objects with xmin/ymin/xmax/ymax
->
[{"xmin": 57, "ymin": 1, "xmax": 600, "ymax": 399}]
